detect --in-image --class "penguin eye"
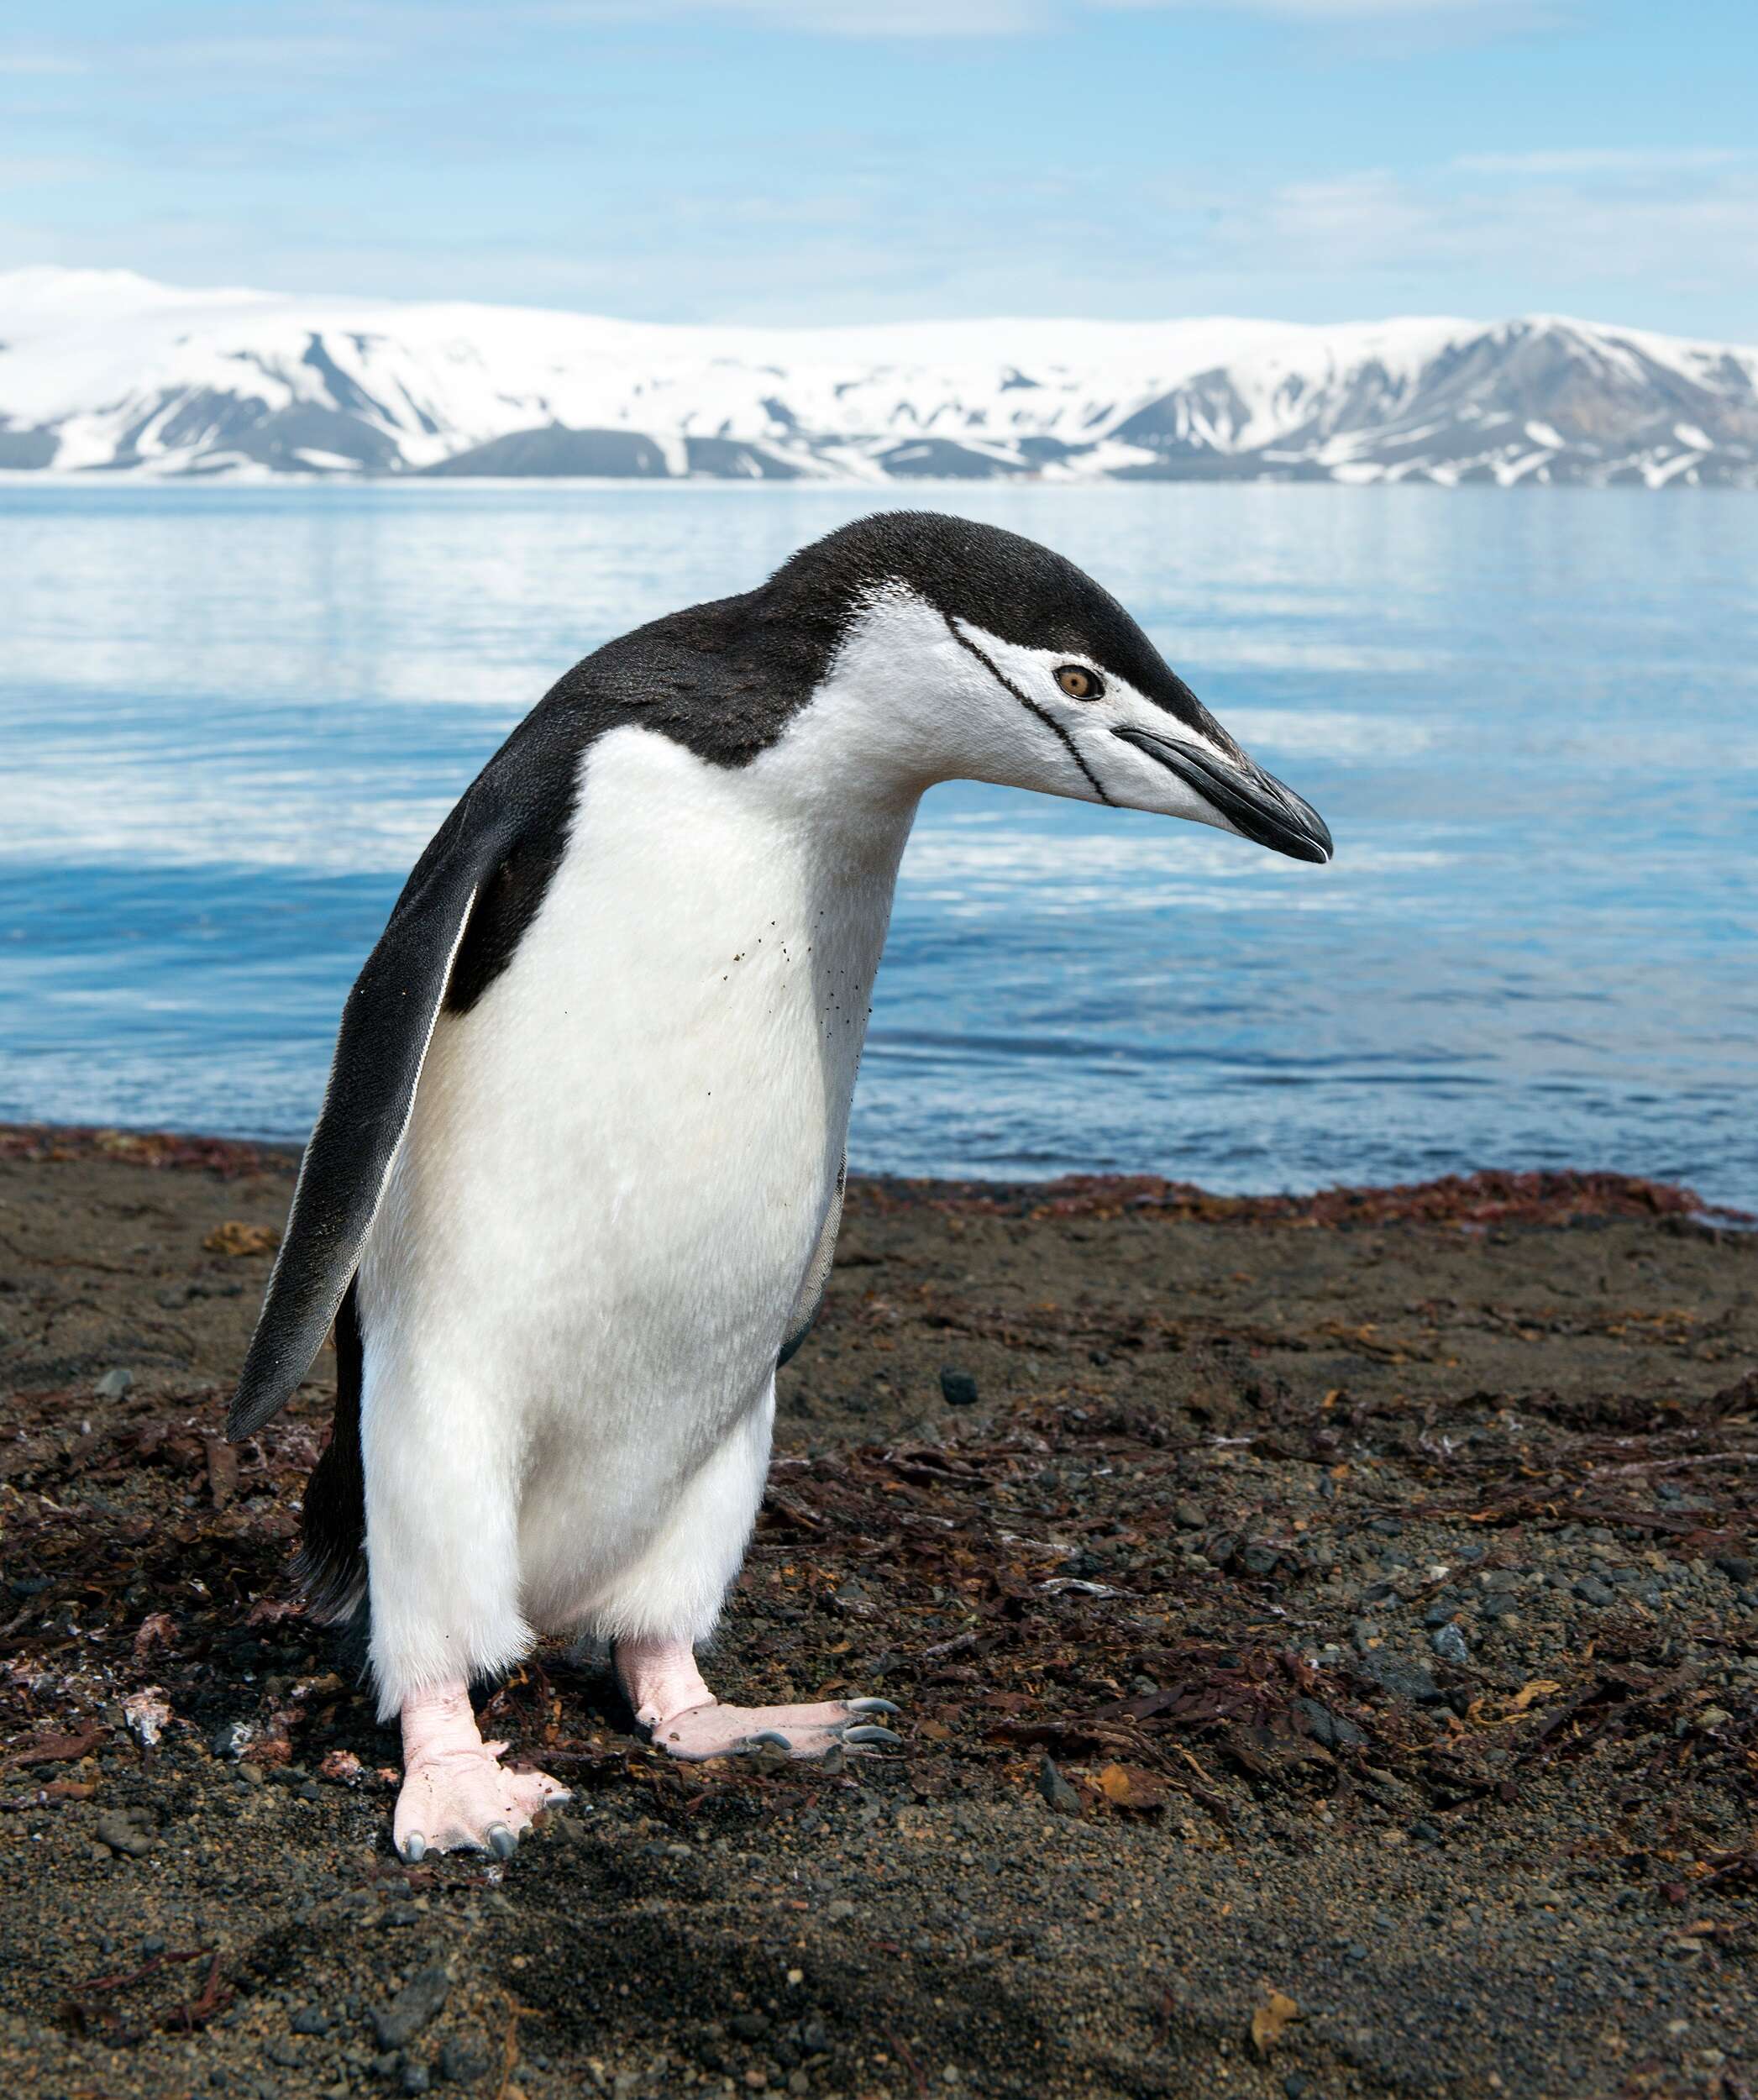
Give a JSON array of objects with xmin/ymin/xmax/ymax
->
[{"xmin": 1055, "ymin": 664, "xmax": 1103, "ymax": 701}]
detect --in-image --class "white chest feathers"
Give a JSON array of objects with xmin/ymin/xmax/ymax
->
[{"xmin": 359, "ymin": 722, "xmax": 916, "ymax": 1411}]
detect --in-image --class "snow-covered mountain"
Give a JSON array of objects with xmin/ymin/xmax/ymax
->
[{"xmin": 3, "ymin": 267, "xmax": 1756, "ymax": 487}]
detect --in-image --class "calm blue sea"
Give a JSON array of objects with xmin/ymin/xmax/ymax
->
[{"xmin": 1, "ymin": 482, "xmax": 1753, "ymax": 1205}]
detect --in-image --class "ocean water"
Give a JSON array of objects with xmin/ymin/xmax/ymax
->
[{"xmin": 1, "ymin": 481, "xmax": 1754, "ymax": 1206}]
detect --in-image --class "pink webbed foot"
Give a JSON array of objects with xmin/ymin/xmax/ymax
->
[
  {"xmin": 393, "ymin": 1682, "xmax": 569, "ymax": 1864},
  {"xmin": 616, "ymin": 1636, "xmax": 903, "ymax": 1764},
  {"xmin": 653, "ymin": 1695, "xmax": 902, "ymax": 1762}
]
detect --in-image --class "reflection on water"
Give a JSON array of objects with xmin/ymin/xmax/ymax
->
[{"xmin": 2, "ymin": 481, "xmax": 1754, "ymax": 1205}]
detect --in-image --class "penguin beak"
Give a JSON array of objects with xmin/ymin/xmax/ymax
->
[{"xmin": 1110, "ymin": 725, "xmax": 1334, "ymax": 864}]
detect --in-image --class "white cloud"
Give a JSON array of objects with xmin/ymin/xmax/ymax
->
[
  {"xmin": 534, "ymin": 0, "xmax": 1051, "ymax": 29},
  {"xmin": 0, "ymin": 51, "xmax": 87, "ymax": 75},
  {"xmin": 535, "ymin": 0, "xmax": 1557, "ymax": 31},
  {"xmin": 1113, "ymin": 0, "xmax": 1541, "ymax": 13},
  {"xmin": 1456, "ymin": 147, "xmax": 1753, "ymax": 177},
  {"xmin": 1211, "ymin": 156, "xmax": 1758, "ymax": 306}
]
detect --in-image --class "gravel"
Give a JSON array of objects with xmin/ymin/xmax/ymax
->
[{"xmin": 2, "ymin": 1137, "xmax": 1755, "ymax": 2098}]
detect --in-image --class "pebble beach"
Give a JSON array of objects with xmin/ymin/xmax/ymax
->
[{"xmin": 2, "ymin": 1127, "xmax": 1755, "ymax": 2099}]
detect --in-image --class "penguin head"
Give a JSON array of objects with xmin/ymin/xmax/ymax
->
[{"xmin": 776, "ymin": 512, "xmax": 1332, "ymax": 864}]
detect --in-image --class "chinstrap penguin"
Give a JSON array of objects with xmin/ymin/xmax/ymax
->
[{"xmin": 228, "ymin": 511, "xmax": 1333, "ymax": 1862}]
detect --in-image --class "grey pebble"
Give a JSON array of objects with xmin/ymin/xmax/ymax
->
[
  {"xmin": 1430, "ymin": 1624, "xmax": 1472, "ymax": 1665},
  {"xmin": 938, "ymin": 1365, "xmax": 979, "ymax": 1406},
  {"xmin": 1357, "ymin": 1650, "xmax": 1443, "ymax": 1705},
  {"xmin": 1037, "ymin": 1753, "xmax": 1083, "ymax": 1815},
  {"xmin": 95, "ymin": 1808, "xmax": 155, "ymax": 1856},
  {"xmin": 291, "ymin": 2007, "xmax": 331, "ymax": 2035},
  {"xmin": 95, "ymin": 1367, "xmax": 133, "ymax": 1399},
  {"xmin": 371, "ymin": 1964, "xmax": 452, "ymax": 2049},
  {"xmin": 438, "ymin": 2038, "xmax": 490, "ymax": 2085},
  {"xmin": 1294, "ymin": 1697, "xmax": 1365, "ymax": 1750},
  {"xmin": 1574, "ymin": 1575, "xmax": 1618, "ymax": 1608}
]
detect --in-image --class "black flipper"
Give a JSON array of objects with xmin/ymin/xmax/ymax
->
[
  {"xmin": 227, "ymin": 792, "xmax": 523, "ymax": 1441},
  {"xmin": 296, "ymin": 1278, "xmax": 367, "ymax": 1620}
]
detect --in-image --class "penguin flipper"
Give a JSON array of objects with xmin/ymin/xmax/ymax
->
[
  {"xmin": 227, "ymin": 796, "xmax": 518, "ymax": 1441},
  {"xmin": 778, "ymin": 1154, "xmax": 845, "ymax": 1368}
]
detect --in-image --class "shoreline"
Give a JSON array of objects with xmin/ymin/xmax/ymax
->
[
  {"xmin": 2, "ymin": 1116, "xmax": 1748, "ymax": 1228},
  {"xmin": 2, "ymin": 1125, "xmax": 1754, "ymax": 2097}
]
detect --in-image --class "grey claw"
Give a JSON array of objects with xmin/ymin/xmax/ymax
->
[
  {"xmin": 842, "ymin": 1725, "xmax": 904, "ymax": 1746},
  {"xmin": 401, "ymin": 1834, "xmax": 427, "ymax": 1865},
  {"xmin": 487, "ymin": 1824, "xmax": 518, "ymax": 1860},
  {"xmin": 848, "ymin": 1698, "xmax": 902, "ymax": 1716},
  {"xmin": 747, "ymin": 1730, "xmax": 794, "ymax": 1751}
]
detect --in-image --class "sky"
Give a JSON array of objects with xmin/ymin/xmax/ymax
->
[{"xmin": 2, "ymin": 1, "xmax": 1755, "ymax": 338}]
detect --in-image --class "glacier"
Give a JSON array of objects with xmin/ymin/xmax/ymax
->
[{"xmin": 2, "ymin": 266, "xmax": 1755, "ymax": 487}]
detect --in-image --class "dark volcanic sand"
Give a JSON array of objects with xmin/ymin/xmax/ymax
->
[{"xmin": 2, "ymin": 1128, "xmax": 1755, "ymax": 2100}]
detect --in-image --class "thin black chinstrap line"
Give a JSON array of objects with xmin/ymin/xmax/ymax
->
[{"xmin": 942, "ymin": 616, "xmax": 1115, "ymax": 806}]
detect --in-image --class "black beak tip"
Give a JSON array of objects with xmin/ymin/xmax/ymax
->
[
  {"xmin": 1278, "ymin": 803, "xmax": 1334, "ymax": 864},
  {"xmin": 1112, "ymin": 724, "xmax": 1333, "ymax": 866}
]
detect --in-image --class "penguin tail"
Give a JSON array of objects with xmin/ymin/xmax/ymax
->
[{"xmin": 293, "ymin": 1279, "xmax": 369, "ymax": 1625}]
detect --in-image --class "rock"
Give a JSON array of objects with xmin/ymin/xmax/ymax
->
[
  {"xmin": 938, "ymin": 1366, "xmax": 979, "ymax": 1406},
  {"xmin": 95, "ymin": 1808, "xmax": 155, "ymax": 1856},
  {"xmin": 1574, "ymin": 1575, "xmax": 1618, "ymax": 1608},
  {"xmin": 1425, "ymin": 1598, "xmax": 1462, "ymax": 1627},
  {"xmin": 95, "ymin": 1368, "xmax": 133, "ymax": 1399},
  {"xmin": 438, "ymin": 2038, "xmax": 490, "ymax": 2085},
  {"xmin": 402, "ymin": 2066, "xmax": 432, "ymax": 2095},
  {"xmin": 292, "ymin": 2008, "xmax": 331, "ymax": 2035},
  {"xmin": 831, "ymin": 1581, "xmax": 877, "ymax": 1619},
  {"xmin": 730, "ymin": 2013, "xmax": 770, "ymax": 2040},
  {"xmin": 1430, "ymin": 1624, "xmax": 1472, "ymax": 1666},
  {"xmin": 1173, "ymin": 1499, "xmax": 1204, "ymax": 1530},
  {"xmin": 1714, "ymin": 1554, "xmax": 1755, "ymax": 1585},
  {"xmin": 1481, "ymin": 1592, "xmax": 1519, "ymax": 1618},
  {"xmin": 1037, "ymin": 1754, "xmax": 1083, "ymax": 1814},
  {"xmin": 1357, "ymin": 1650, "xmax": 1443, "ymax": 1704},
  {"xmin": 371, "ymin": 1966, "xmax": 452, "ymax": 2050},
  {"xmin": 1294, "ymin": 1697, "xmax": 1365, "ymax": 1750}
]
